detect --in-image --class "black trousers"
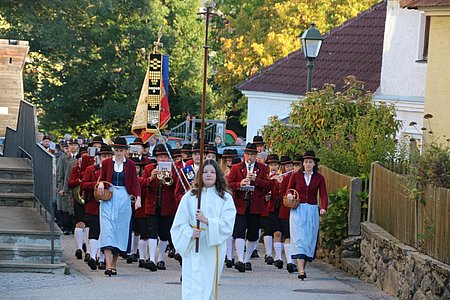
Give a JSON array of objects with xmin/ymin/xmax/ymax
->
[
  {"xmin": 146, "ymin": 208, "xmax": 174, "ymax": 241},
  {"xmin": 233, "ymin": 214, "xmax": 261, "ymax": 241}
]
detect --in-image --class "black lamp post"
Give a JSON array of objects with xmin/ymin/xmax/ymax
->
[{"xmin": 300, "ymin": 22, "xmax": 324, "ymax": 92}]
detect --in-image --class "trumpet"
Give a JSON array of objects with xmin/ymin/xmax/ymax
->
[{"xmin": 157, "ymin": 164, "xmax": 174, "ymax": 186}]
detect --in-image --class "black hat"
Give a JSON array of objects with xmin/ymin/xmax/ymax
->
[
  {"xmin": 172, "ymin": 149, "xmax": 182, "ymax": 158},
  {"xmin": 192, "ymin": 143, "xmax": 201, "ymax": 153},
  {"xmin": 205, "ymin": 145, "xmax": 219, "ymax": 157},
  {"xmin": 280, "ymin": 155, "xmax": 292, "ymax": 165},
  {"xmin": 97, "ymin": 145, "xmax": 113, "ymax": 155},
  {"xmin": 293, "ymin": 154, "xmax": 303, "ymax": 164},
  {"xmin": 68, "ymin": 138, "xmax": 79, "ymax": 145},
  {"xmin": 154, "ymin": 144, "xmax": 168, "ymax": 156},
  {"xmin": 302, "ymin": 150, "xmax": 320, "ymax": 162},
  {"xmin": 42, "ymin": 135, "xmax": 51, "ymax": 141},
  {"xmin": 60, "ymin": 141, "xmax": 69, "ymax": 148},
  {"xmin": 181, "ymin": 143, "xmax": 193, "ymax": 153},
  {"xmin": 266, "ymin": 154, "xmax": 280, "ymax": 164},
  {"xmin": 143, "ymin": 142, "xmax": 150, "ymax": 149},
  {"xmin": 222, "ymin": 149, "xmax": 238, "ymax": 158},
  {"xmin": 231, "ymin": 157, "xmax": 242, "ymax": 165},
  {"xmin": 111, "ymin": 137, "xmax": 128, "ymax": 149},
  {"xmin": 244, "ymin": 143, "xmax": 258, "ymax": 153},
  {"xmin": 252, "ymin": 136, "xmax": 265, "ymax": 145},
  {"xmin": 76, "ymin": 146, "xmax": 88, "ymax": 159},
  {"xmin": 131, "ymin": 157, "xmax": 147, "ymax": 166},
  {"xmin": 89, "ymin": 136, "xmax": 104, "ymax": 147},
  {"xmin": 131, "ymin": 138, "xmax": 144, "ymax": 145}
]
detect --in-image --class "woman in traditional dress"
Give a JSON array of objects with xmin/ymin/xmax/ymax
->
[
  {"xmin": 171, "ymin": 159, "xmax": 236, "ymax": 300},
  {"xmin": 286, "ymin": 150, "xmax": 327, "ymax": 280},
  {"xmin": 96, "ymin": 137, "xmax": 141, "ymax": 276}
]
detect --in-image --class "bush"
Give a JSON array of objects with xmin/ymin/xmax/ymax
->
[{"xmin": 320, "ymin": 187, "xmax": 349, "ymax": 249}]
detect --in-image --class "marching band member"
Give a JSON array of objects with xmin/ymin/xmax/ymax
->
[
  {"xmin": 81, "ymin": 145, "xmax": 113, "ymax": 270},
  {"xmin": 96, "ymin": 137, "xmax": 141, "ymax": 276},
  {"xmin": 286, "ymin": 151, "xmax": 328, "ymax": 280},
  {"xmin": 220, "ymin": 149, "xmax": 238, "ymax": 177},
  {"xmin": 142, "ymin": 144, "xmax": 178, "ymax": 271},
  {"xmin": 171, "ymin": 159, "xmax": 236, "ymax": 300},
  {"xmin": 205, "ymin": 145, "xmax": 220, "ymax": 161},
  {"xmin": 227, "ymin": 143, "xmax": 272, "ymax": 272},
  {"xmin": 178, "ymin": 143, "xmax": 193, "ymax": 168},
  {"xmin": 278, "ymin": 155, "xmax": 300, "ymax": 273}
]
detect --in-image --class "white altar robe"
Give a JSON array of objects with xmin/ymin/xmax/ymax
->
[{"xmin": 171, "ymin": 187, "xmax": 236, "ymax": 300}]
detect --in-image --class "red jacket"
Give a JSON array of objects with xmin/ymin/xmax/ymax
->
[
  {"xmin": 278, "ymin": 173, "xmax": 293, "ymax": 220},
  {"xmin": 287, "ymin": 171, "xmax": 328, "ymax": 210},
  {"xmin": 135, "ymin": 176, "xmax": 147, "ymax": 219},
  {"xmin": 81, "ymin": 164, "xmax": 101, "ymax": 215},
  {"xmin": 267, "ymin": 176, "xmax": 281, "ymax": 214},
  {"xmin": 142, "ymin": 163, "xmax": 177, "ymax": 216},
  {"xmin": 99, "ymin": 158, "xmax": 141, "ymax": 197},
  {"xmin": 227, "ymin": 162, "xmax": 272, "ymax": 215},
  {"xmin": 68, "ymin": 164, "xmax": 81, "ymax": 189},
  {"xmin": 81, "ymin": 156, "xmax": 94, "ymax": 178}
]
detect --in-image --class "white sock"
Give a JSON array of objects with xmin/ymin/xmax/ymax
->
[
  {"xmin": 235, "ymin": 238, "xmax": 245, "ymax": 263},
  {"xmin": 83, "ymin": 227, "xmax": 89, "ymax": 247},
  {"xmin": 89, "ymin": 239, "xmax": 98, "ymax": 260},
  {"xmin": 245, "ymin": 241, "xmax": 257, "ymax": 263},
  {"xmin": 128, "ymin": 233, "xmax": 135, "ymax": 255},
  {"xmin": 99, "ymin": 251, "xmax": 105, "ymax": 261},
  {"xmin": 258, "ymin": 229, "xmax": 262, "ymax": 239},
  {"xmin": 133, "ymin": 234, "xmax": 140, "ymax": 255},
  {"xmin": 138, "ymin": 239, "xmax": 147, "ymax": 260},
  {"xmin": 226, "ymin": 237, "xmax": 234, "ymax": 260},
  {"xmin": 158, "ymin": 240, "xmax": 168, "ymax": 262},
  {"xmin": 74, "ymin": 228, "xmax": 84, "ymax": 250},
  {"xmin": 284, "ymin": 243, "xmax": 293, "ymax": 264},
  {"xmin": 148, "ymin": 239, "xmax": 158, "ymax": 263},
  {"xmin": 274, "ymin": 242, "xmax": 283, "ymax": 261},
  {"xmin": 263, "ymin": 236, "xmax": 273, "ymax": 257}
]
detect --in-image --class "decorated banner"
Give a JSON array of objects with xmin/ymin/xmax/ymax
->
[
  {"xmin": 132, "ymin": 53, "xmax": 170, "ymax": 143},
  {"xmin": 181, "ymin": 165, "xmax": 196, "ymax": 188}
]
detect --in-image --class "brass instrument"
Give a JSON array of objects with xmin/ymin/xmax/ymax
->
[
  {"xmin": 73, "ymin": 185, "xmax": 85, "ymax": 204},
  {"xmin": 157, "ymin": 162, "xmax": 173, "ymax": 186}
]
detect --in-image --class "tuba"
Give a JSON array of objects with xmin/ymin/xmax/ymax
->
[{"xmin": 73, "ymin": 185, "xmax": 85, "ymax": 204}]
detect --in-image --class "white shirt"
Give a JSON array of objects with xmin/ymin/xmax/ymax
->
[
  {"xmin": 304, "ymin": 171, "xmax": 313, "ymax": 186},
  {"xmin": 113, "ymin": 156, "xmax": 127, "ymax": 173},
  {"xmin": 245, "ymin": 162, "xmax": 255, "ymax": 174}
]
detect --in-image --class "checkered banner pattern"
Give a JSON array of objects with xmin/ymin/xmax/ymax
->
[{"xmin": 147, "ymin": 53, "xmax": 162, "ymax": 126}]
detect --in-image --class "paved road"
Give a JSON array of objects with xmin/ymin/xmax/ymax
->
[{"xmin": 2, "ymin": 234, "xmax": 394, "ymax": 300}]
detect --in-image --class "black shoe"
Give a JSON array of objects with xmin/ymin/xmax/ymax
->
[
  {"xmin": 168, "ymin": 248, "xmax": 175, "ymax": 258},
  {"xmin": 266, "ymin": 256, "xmax": 274, "ymax": 265},
  {"xmin": 75, "ymin": 249, "xmax": 83, "ymax": 259},
  {"xmin": 298, "ymin": 271, "xmax": 306, "ymax": 280},
  {"xmin": 111, "ymin": 268, "xmax": 117, "ymax": 275},
  {"xmin": 139, "ymin": 259, "xmax": 145, "ymax": 268},
  {"xmin": 88, "ymin": 258, "xmax": 97, "ymax": 270},
  {"xmin": 126, "ymin": 255, "xmax": 133, "ymax": 264},
  {"xmin": 63, "ymin": 230, "xmax": 71, "ymax": 236},
  {"xmin": 120, "ymin": 252, "xmax": 128, "ymax": 259},
  {"xmin": 132, "ymin": 253, "xmax": 138, "ymax": 262},
  {"xmin": 148, "ymin": 261, "xmax": 157, "ymax": 272},
  {"xmin": 235, "ymin": 261, "xmax": 245, "ymax": 273},
  {"xmin": 225, "ymin": 259, "xmax": 234, "ymax": 268},
  {"xmin": 274, "ymin": 259, "xmax": 283, "ymax": 269},
  {"xmin": 286, "ymin": 263, "xmax": 296, "ymax": 273},
  {"xmin": 251, "ymin": 249, "xmax": 259, "ymax": 258},
  {"xmin": 104, "ymin": 268, "xmax": 112, "ymax": 277},
  {"xmin": 98, "ymin": 261, "xmax": 106, "ymax": 270},
  {"xmin": 82, "ymin": 243, "xmax": 87, "ymax": 253},
  {"xmin": 245, "ymin": 262, "xmax": 252, "ymax": 271},
  {"xmin": 84, "ymin": 253, "xmax": 90, "ymax": 263},
  {"xmin": 174, "ymin": 253, "xmax": 182, "ymax": 266},
  {"xmin": 157, "ymin": 261, "xmax": 166, "ymax": 270}
]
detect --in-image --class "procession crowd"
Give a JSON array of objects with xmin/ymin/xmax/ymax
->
[{"xmin": 43, "ymin": 133, "xmax": 328, "ymax": 299}]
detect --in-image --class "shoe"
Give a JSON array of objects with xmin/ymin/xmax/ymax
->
[
  {"xmin": 168, "ymin": 248, "xmax": 175, "ymax": 258},
  {"xmin": 75, "ymin": 249, "xmax": 83, "ymax": 259},
  {"xmin": 234, "ymin": 261, "xmax": 245, "ymax": 273},
  {"xmin": 120, "ymin": 252, "xmax": 128, "ymax": 259},
  {"xmin": 286, "ymin": 263, "xmax": 296, "ymax": 273},
  {"xmin": 266, "ymin": 256, "xmax": 274, "ymax": 265},
  {"xmin": 126, "ymin": 255, "xmax": 133, "ymax": 264},
  {"xmin": 87, "ymin": 258, "xmax": 97, "ymax": 270},
  {"xmin": 84, "ymin": 253, "xmax": 91, "ymax": 263},
  {"xmin": 251, "ymin": 249, "xmax": 259, "ymax": 258},
  {"xmin": 174, "ymin": 253, "xmax": 182, "ymax": 266},
  {"xmin": 98, "ymin": 261, "xmax": 106, "ymax": 270},
  {"xmin": 274, "ymin": 259, "xmax": 283, "ymax": 269},
  {"xmin": 111, "ymin": 268, "xmax": 117, "ymax": 275},
  {"xmin": 225, "ymin": 259, "xmax": 234, "ymax": 268},
  {"xmin": 104, "ymin": 268, "xmax": 112, "ymax": 277},
  {"xmin": 157, "ymin": 261, "xmax": 166, "ymax": 270},
  {"xmin": 82, "ymin": 243, "xmax": 87, "ymax": 253},
  {"xmin": 148, "ymin": 261, "xmax": 157, "ymax": 272},
  {"xmin": 132, "ymin": 253, "xmax": 138, "ymax": 262},
  {"xmin": 298, "ymin": 271, "xmax": 306, "ymax": 280},
  {"xmin": 139, "ymin": 259, "xmax": 145, "ymax": 268},
  {"xmin": 245, "ymin": 262, "xmax": 252, "ymax": 271},
  {"xmin": 63, "ymin": 230, "xmax": 71, "ymax": 236}
]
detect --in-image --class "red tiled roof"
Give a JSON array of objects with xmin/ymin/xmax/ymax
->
[
  {"xmin": 401, "ymin": 0, "xmax": 450, "ymax": 8},
  {"xmin": 237, "ymin": 1, "xmax": 387, "ymax": 95}
]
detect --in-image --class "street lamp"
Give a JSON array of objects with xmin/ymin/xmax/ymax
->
[{"xmin": 300, "ymin": 22, "xmax": 324, "ymax": 92}]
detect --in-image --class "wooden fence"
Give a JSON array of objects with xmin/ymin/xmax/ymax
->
[{"xmin": 369, "ymin": 162, "xmax": 450, "ymax": 265}]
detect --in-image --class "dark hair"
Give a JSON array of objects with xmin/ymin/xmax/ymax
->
[
  {"xmin": 191, "ymin": 159, "xmax": 229, "ymax": 199},
  {"xmin": 303, "ymin": 158, "xmax": 319, "ymax": 173}
]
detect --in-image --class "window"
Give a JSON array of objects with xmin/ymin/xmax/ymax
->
[{"xmin": 416, "ymin": 13, "xmax": 430, "ymax": 62}]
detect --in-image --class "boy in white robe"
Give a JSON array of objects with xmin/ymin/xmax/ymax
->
[{"xmin": 171, "ymin": 159, "xmax": 236, "ymax": 300}]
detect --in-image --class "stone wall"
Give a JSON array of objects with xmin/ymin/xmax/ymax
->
[{"xmin": 360, "ymin": 222, "xmax": 450, "ymax": 299}]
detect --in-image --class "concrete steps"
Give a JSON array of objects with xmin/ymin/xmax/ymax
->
[
  {"xmin": 0, "ymin": 192, "xmax": 35, "ymax": 207},
  {"xmin": 0, "ymin": 178, "xmax": 34, "ymax": 193},
  {"xmin": 341, "ymin": 257, "xmax": 361, "ymax": 277},
  {"xmin": 0, "ymin": 260, "xmax": 67, "ymax": 274},
  {"xmin": 0, "ymin": 243, "xmax": 63, "ymax": 263}
]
